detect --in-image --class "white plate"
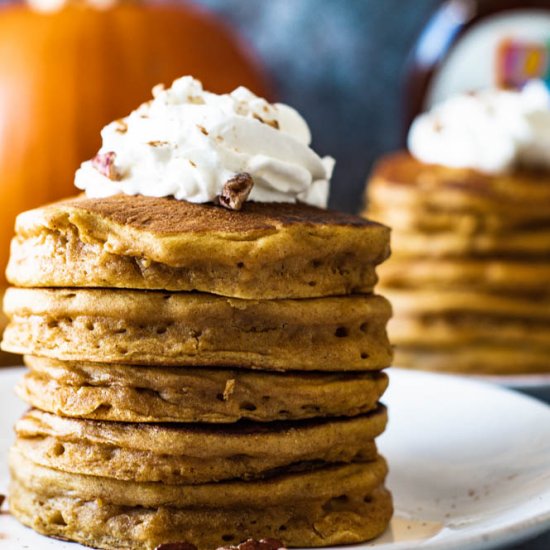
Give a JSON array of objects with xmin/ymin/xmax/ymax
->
[
  {"xmin": 469, "ymin": 373, "xmax": 550, "ymax": 404},
  {"xmin": 475, "ymin": 372, "xmax": 550, "ymax": 390},
  {"xmin": 0, "ymin": 366, "xmax": 549, "ymax": 550}
]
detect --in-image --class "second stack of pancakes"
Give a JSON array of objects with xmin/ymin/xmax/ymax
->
[
  {"xmin": 366, "ymin": 153, "xmax": 550, "ymax": 375},
  {"xmin": 2, "ymin": 194, "xmax": 393, "ymax": 549}
]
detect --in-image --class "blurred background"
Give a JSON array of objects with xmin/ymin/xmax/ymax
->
[
  {"xmin": 196, "ymin": 0, "xmax": 441, "ymax": 213},
  {"xmin": 0, "ymin": 0, "xmax": 440, "ymax": 213},
  {"xmin": 0, "ymin": 0, "xmax": 434, "ymax": 363},
  {"xmin": 0, "ymin": 0, "xmax": 440, "ymax": 352},
  {"xmin": 0, "ymin": 0, "xmax": 441, "ymax": 292}
]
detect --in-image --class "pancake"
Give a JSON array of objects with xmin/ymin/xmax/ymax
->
[
  {"xmin": 383, "ymin": 288, "xmax": 550, "ymax": 320},
  {"xmin": 368, "ymin": 195, "xmax": 550, "ymax": 237},
  {"xmin": 2, "ymin": 288, "xmax": 392, "ymax": 371},
  {"xmin": 0, "ymin": 287, "xmax": 19, "ymax": 366},
  {"xmin": 389, "ymin": 313, "xmax": 550, "ymax": 348},
  {"xmin": 385, "ymin": 288, "xmax": 550, "ymax": 375},
  {"xmin": 10, "ymin": 450, "xmax": 392, "ymax": 549},
  {"xmin": 7, "ymin": 195, "xmax": 390, "ymax": 300},
  {"xmin": 388, "ymin": 308, "xmax": 550, "ymax": 374},
  {"xmin": 367, "ymin": 153, "xmax": 550, "ymax": 259},
  {"xmin": 395, "ymin": 345, "xmax": 550, "ymax": 375},
  {"xmin": 14, "ymin": 407, "xmax": 386, "ymax": 484},
  {"xmin": 377, "ymin": 258, "xmax": 550, "ymax": 296},
  {"xmin": 365, "ymin": 152, "xmax": 550, "ymax": 374},
  {"xmin": 368, "ymin": 203, "xmax": 550, "ymax": 244},
  {"xmin": 367, "ymin": 152, "xmax": 550, "ymax": 232},
  {"xmin": 18, "ymin": 356, "xmax": 388, "ymax": 423},
  {"xmin": 379, "ymin": 227, "xmax": 550, "ymax": 259}
]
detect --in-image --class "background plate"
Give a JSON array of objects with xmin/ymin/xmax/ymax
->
[
  {"xmin": 469, "ymin": 373, "xmax": 550, "ymax": 404},
  {"xmin": 1, "ymin": 366, "xmax": 549, "ymax": 549}
]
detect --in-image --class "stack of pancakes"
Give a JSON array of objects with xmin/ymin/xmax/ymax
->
[
  {"xmin": 2, "ymin": 194, "xmax": 393, "ymax": 549},
  {"xmin": 365, "ymin": 152, "xmax": 550, "ymax": 375}
]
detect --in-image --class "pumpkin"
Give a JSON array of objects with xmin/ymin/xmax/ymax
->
[{"xmin": 0, "ymin": 0, "xmax": 272, "ymax": 285}]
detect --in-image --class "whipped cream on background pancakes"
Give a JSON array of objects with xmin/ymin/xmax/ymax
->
[
  {"xmin": 75, "ymin": 76, "xmax": 333, "ymax": 208},
  {"xmin": 408, "ymin": 80, "xmax": 550, "ymax": 175}
]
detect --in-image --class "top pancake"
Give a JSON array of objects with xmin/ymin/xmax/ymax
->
[
  {"xmin": 367, "ymin": 152, "xmax": 550, "ymax": 235},
  {"xmin": 7, "ymin": 195, "xmax": 390, "ymax": 299},
  {"xmin": 58, "ymin": 195, "xmax": 376, "ymax": 234}
]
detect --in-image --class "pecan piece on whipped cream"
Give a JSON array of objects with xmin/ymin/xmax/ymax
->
[
  {"xmin": 91, "ymin": 151, "xmax": 119, "ymax": 180},
  {"xmin": 114, "ymin": 119, "xmax": 128, "ymax": 134},
  {"xmin": 216, "ymin": 172, "xmax": 255, "ymax": 211},
  {"xmin": 253, "ymin": 113, "xmax": 279, "ymax": 129},
  {"xmin": 0, "ymin": 493, "xmax": 5, "ymax": 508}
]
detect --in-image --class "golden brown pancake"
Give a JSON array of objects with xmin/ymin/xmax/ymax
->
[
  {"xmin": 377, "ymin": 227, "xmax": 550, "ymax": 259},
  {"xmin": 14, "ymin": 407, "xmax": 386, "ymax": 484},
  {"xmin": 10, "ymin": 449, "xmax": 392, "ymax": 550},
  {"xmin": 385, "ymin": 288, "xmax": 550, "ymax": 320},
  {"xmin": 2, "ymin": 288, "xmax": 393, "ymax": 371},
  {"xmin": 18, "ymin": 356, "xmax": 388, "ymax": 423},
  {"xmin": 7, "ymin": 195, "xmax": 390, "ymax": 299},
  {"xmin": 378, "ymin": 258, "xmax": 550, "ymax": 295},
  {"xmin": 367, "ymin": 152, "xmax": 550, "ymax": 232},
  {"xmin": 384, "ymin": 288, "xmax": 550, "ymax": 374},
  {"xmin": 364, "ymin": 152, "xmax": 550, "ymax": 374},
  {"xmin": 0, "ymin": 287, "xmax": 19, "ymax": 366},
  {"xmin": 389, "ymin": 313, "xmax": 550, "ymax": 348},
  {"xmin": 5, "ymin": 188, "xmax": 394, "ymax": 548},
  {"xmin": 394, "ymin": 345, "xmax": 550, "ymax": 374}
]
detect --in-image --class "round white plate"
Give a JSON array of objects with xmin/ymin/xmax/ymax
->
[
  {"xmin": 469, "ymin": 373, "xmax": 550, "ymax": 404},
  {"xmin": 0, "ymin": 366, "xmax": 549, "ymax": 550},
  {"xmin": 478, "ymin": 373, "xmax": 550, "ymax": 390}
]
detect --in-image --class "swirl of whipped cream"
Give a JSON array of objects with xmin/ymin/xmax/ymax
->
[
  {"xmin": 408, "ymin": 80, "xmax": 550, "ymax": 174},
  {"xmin": 75, "ymin": 76, "xmax": 334, "ymax": 208}
]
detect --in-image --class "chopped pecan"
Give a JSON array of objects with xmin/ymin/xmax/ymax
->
[
  {"xmin": 253, "ymin": 113, "xmax": 279, "ymax": 129},
  {"xmin": 155, "ymin": 543, "xmax": 198, "ymax": 550},
  {"xmin": 216, "ymin": 172, "xmax": 254, "ymax": 211},
  {"xmin": 91, "ymin": 152, "xmax": 119, "ymax": 180},
  {"xmin": 217, "ymin": 538, "xmax": 286, "ymax": 550},
  {"xmin": 433, "ymin": 117, "xmax": 443, "ymax": 133},
  {"xmin": 114, "ymin": 119, "xmax": 128, "ymax": 134},
  {"xmin": 0, "ymin": 494, "xmax": 5, "ymax": 508},
  {"xmin": 187, "ymin": 95, "xmax": 205, "ymax": 105}
]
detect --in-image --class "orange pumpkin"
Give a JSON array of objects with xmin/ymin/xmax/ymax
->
[{"xmin": 0, "ymin": 0, "xmax": 272, "ymax": 285}]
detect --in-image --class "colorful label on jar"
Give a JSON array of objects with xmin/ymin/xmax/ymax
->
[
  {"xmin": 427, "ymin": 10, "xmax": 550, "ymax": 108},
  {"xmin": 497, "ymin": 38, "xmax": 550, "ymax": 88}
]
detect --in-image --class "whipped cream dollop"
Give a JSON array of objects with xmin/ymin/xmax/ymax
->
[
  {"xmin": 408, "ymin": 80, "xmax": 550, "ymax": 174},
  {"xmin": 75, "ymin": 76, "xmax": 333, "ymax": 208}
]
